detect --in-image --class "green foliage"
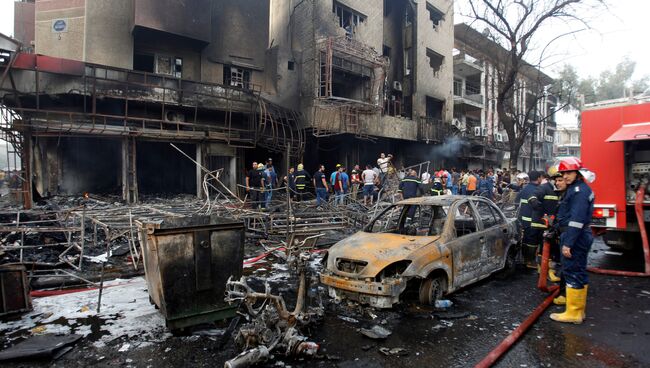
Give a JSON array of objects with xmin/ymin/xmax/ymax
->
[{"xmin": 554, "ymin": 57, "xmax": 649, "ymax": 109}]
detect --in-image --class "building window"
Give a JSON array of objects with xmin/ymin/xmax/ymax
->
[
  {"xmin": 404, "ymin": 48, "xmax": 412, "ymax": 76},
  {"xmin": 223, "ymin": 66, "xmax": 251, "ymax": 89},
  {"xmin": 426, "ymin": 2, "xmax": 444, "ymax": 29},
  {"xmin": 288, "ymin": 60, "xmax": 295, "ymax": 70},
  {"xmin": 426, "ymin": 48, "xmax": 444, "ymax": 76},
  {"xmin": 333, "ymin": 2, "xmax": 366, "ymax": 30},
  {"xmin": 382, "ymin": 45, "xmax": 391, "ymax": 58},
  {"xmin": 134, "ymin": 53, "xmax": 182, "ymax": 78}
]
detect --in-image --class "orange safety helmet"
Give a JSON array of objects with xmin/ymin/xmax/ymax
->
[{"xmin": 557, "ymin": 157, "xmax": 583, "ymax": 172}]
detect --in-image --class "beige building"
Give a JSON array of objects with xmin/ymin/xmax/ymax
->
[
  {"xmin": 454, "ymin": 23, "xmax": 556, "ymax": 170},
  {"xmin": 2, "ymin": 0, "xmax": 456, "ymax": 206},
  {"xmin": 555, "ymin": 126, "xmax": 581, "ymax": 158}
]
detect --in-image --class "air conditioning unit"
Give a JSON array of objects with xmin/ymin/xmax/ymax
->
[
  {"xmin": 474, "ymin": 126, "xmax": 482, "ymax": 136},
  {"xmin": 545, "ymin": 135, "xmax": 554, "ymax": 143},
  {"xmin": 481, "ymin": 127, "xmax": 488, "ymax": 136},
  {"xmin": 393, "ymin": 81, "xmax": 402, "ymax": 91},
  {"xmin": 494, "ymin": 133, "xmax": 503, "ymax": 142},
  {"xmin": 501, "ymin": 131, "xmax": 509, "ymax": 142},
  {"xmin": 452, "ymin": 118, "xmax": 463, "ymax": 129}
]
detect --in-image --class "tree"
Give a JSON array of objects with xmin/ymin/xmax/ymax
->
[
  {"xmin": 554, "ymin": 57, "xmax": 649, "ymax": 110},
  {"xmin": 460, "ymin": 0, "xmax": 606, "ymax": 170}
]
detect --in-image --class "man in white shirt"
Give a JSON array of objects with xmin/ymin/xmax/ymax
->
[
  {"xmin": 362, "ymin": 164, "xmax": 378, "ymax": 206},
  {"xmin": 377, "ymin": 153, "xmax": 392, "ymax": 184}
]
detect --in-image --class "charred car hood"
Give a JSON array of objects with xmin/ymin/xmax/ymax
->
[{"xmin": 326, "ymin": 231, "xmax": 440, "ymax": 277}]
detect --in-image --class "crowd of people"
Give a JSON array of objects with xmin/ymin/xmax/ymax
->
[{"xmin": 243, "ymin": 152, "xmax": 546, "ymax": 209}]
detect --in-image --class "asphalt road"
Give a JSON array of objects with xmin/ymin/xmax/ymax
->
[{"xmin": 2, "ymin": 237, "xmax": 649, "ymax": 367}]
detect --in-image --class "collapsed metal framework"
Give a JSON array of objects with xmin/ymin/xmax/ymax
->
[
  {"xmin": 312, "ymin": 36, "xmax": 389, "ymax": 139},
  {"xmin": 0, "ymin": 50, "xmax": 306, "ymax": 207}
]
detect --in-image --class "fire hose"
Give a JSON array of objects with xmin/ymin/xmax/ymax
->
[
  {"xmin": 477, "ymin": 185, "xmax": 650, "ymax": 366},
  {"xmin": 475, "ymin": 239, "xmax": 559, "ymax": 368},
  {"xmin": 588, "ymin": 185, "xmax": 650, "ymax": 277}
]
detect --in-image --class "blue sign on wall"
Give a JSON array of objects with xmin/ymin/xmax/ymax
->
[{"xmin": 52, "ymin": 19, "xmax": 68, "ymax": 33}]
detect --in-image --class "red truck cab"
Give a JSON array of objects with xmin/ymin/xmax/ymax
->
[{"xmin": 581, "ymin": 99, "xmax": 650, "ymax": 250}]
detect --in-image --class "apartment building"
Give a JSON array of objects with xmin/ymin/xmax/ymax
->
[
  {"xmin": 269, "ymin": 0, "xmax": 455, "ymax": 169},
  {"xmin": 555, "ymin": 126, "xmax": 581, "ymax": 158},
  {"xmin": 453, "ymin": 23, "xmax": 556, "ymax": 170},
  {"xmin": 1, "ymin": 0, "xmax": 455, "ymax": 207}
]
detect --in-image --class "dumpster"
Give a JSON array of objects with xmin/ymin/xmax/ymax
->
[
  {"xmin": 0, "ymin": 265, "xmax": 32, "ymax": 317},
  {"xmin": 137, "ymin": 215, "xmax": 245, "ymax": 331}
]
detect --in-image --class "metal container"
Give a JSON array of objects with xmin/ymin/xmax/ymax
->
[
  {"xmin": 137, "ymin": 215, "xmax": 244, "ymax": 330},
  {"xmin": 0, "ymin": 265, "xmax": 32, "ymax": 317}
]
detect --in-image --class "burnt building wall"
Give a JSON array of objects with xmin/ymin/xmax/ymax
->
[{"xmin": 133, "ymin": 0, "xmax": 211, "ymax": 44}]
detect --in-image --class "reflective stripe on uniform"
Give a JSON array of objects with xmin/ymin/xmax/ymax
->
[
  {"xmin": 569, "ymin": 221, "xmax": 584, "ymax": 229},
  {"xmin": 520, "ymin": 199, "xmax": 528, "ymax": 204},
  {"xmin": 544, "ymin": 195, "xmax": 559, "ymax": 200},
  {"xmin": 432, "ymin": 190, "xmax": 443, "ymax": 194},
  {"xmin": 402, "ymin": 179, "xmax": 422, "ymax": 184},
  {"xmin": 531, "ymin": 222, "xmax": 547, "ymax": 228},
  {"xmin": 521, "ymin": 216, "xmax": 532, "ymax": 222}
]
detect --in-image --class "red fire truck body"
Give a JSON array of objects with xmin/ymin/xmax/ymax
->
[{"xmin": 581, "ymin": 99, "xmax": 650, "ymax": 249}]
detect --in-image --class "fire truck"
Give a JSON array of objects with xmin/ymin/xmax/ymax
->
[{"xmin": 580, "ymin": 97, "xmax": 650, "ymax": 250}]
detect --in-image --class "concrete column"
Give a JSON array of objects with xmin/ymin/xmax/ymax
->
[
  {"xmin": 121, "ymin": 137, "xmax": 129, "ymax": 202},
  {"xmin": 196, "ymin": 143, "xmax": 204, "ymax": 199}
]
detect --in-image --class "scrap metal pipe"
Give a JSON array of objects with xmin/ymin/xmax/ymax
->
[{"xmin": 588, "ymin": 185, "xmax": 650, "ymax": 277}]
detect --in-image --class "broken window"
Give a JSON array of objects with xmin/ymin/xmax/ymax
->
[
  {"xmin": 454, "ymin": 202, "xmax": 478, "ymax": 237},
  {"xmin": 133, "ymin": 52, "xmax": 154, "ymax": 73},
  {"xmin": 404, "ymin": 48, "xmax": 412, "ymax": 76},
  {"xmin": 367, "ymin": 204, "xmax": 448, "ymax": 236},
  {"xmin": 426, "ymin": 48, "xmax": 444, "ymax": 76},
  {"xmin": 223, "ymin": 66, "xmax": 251, "ymax": 89},
  {"xmin": 333, "ymin": 1, "xmax": 366, "ymax": 30},
  {"xmin": 426, "ymin": 2, "xmax": 444, "ymax": 29},
  {"xmin": 474, "ymin": 201, "xmax": 499, "ymax": 228}
]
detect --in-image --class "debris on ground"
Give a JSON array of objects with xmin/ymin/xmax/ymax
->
[
  {"xmin": 359, "ymin": 325, "xmax": 392, "ymax": 339},
  {"xmin": 0, "ymin": 334, "xmax": 82, "ymax": 361}
]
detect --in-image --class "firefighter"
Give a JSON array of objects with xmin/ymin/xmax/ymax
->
[
  {"xmin": 550, "ymin": 157, "xmax": 594, "ymax": 324},
  {"xmin": 398, "ymin": 169, "xmax": 423, "ymax": 199},
  {"xmin": 529, "ymin": 170, "xmax": 562, "ymax": 280},
  {"xmin": 294, "ymin": 164, "xmax": 311, "ymax": 202},
  {"xmin": 431, "ymin": 178, "xmax": 444, "ymax": 196},
  {"xmin": 516, "ymin": 170, "xmax": 545, "ymax": 269}
]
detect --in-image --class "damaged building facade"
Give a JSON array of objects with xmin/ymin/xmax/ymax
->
[
  {"xmin": 269, "ymin": 0, "xmax": 455, "ymax": 169},
  {"xmin": 2, "ymin": 0, "xmax": 455, "ymax": 207},
  {"xmin": 2, "ymin": 0, "xmax": 304, "ymax": 207},
  {"xmin": 453, "ymin": 24, "xmax": 556, "ymax": 170}
]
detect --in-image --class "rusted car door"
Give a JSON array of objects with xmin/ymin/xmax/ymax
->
[
  {"xmin": 472, "ymin": 199, "xmax": 508, "ymax": 274},
  {"xmin": 448, "ymin": 200, "xmax": 486, "ymax": 288}
]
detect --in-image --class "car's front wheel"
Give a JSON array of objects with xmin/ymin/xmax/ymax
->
[{"xmin": 419, "ymin": 275, "xmax": 447, "ymax": 305}]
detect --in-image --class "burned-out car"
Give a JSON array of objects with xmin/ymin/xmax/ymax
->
[{"xmin": 320, "ymin": 196, "xmax": 518, "ymax": 308}]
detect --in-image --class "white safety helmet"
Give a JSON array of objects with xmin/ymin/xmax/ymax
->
[{"xmin": 516, "ymin": 172, "xmax": 529, "ymax": 182}]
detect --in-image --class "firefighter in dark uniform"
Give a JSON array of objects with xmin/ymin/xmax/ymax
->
[
  {"xmin": 550, "ymin": 157, "xmax": 594, "ymax": 324},
  {"xmin": 398, "ymin": 169, "xmax": 423, "ymax": 199},
  {"xmin": 516, "ymin": 170, "xmax": 546, "ymax": 268},
  {"xmin": 431, "ymin": 178, "xmax": 444, "ymax": 196},
  {"xmin": 529, "ymin": 170, "xmax": 562, "ymax": 280},
  {"xmin": 294, "ymin": 163, "xmax": 311, "ymax": 201}
]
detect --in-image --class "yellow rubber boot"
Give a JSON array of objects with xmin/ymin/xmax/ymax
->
[
  {"xmin": 581, "ymin": 285, "xmax": 588, "ymax": 319},
  {"xmin": 548, "ymin": 269, "xmax": 561, "ymax": 283},
  {"xmin": 553, "ymin": 294, "xmax": 566, "ymax": 305},
  {"xmin": 550, "ymin": 287, "xmax": 587, "ymax": 324}
]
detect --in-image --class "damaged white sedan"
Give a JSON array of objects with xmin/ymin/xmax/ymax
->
[{"xmin": 320, "ymin": 196, "xmax": 518, "ymax": 308}]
